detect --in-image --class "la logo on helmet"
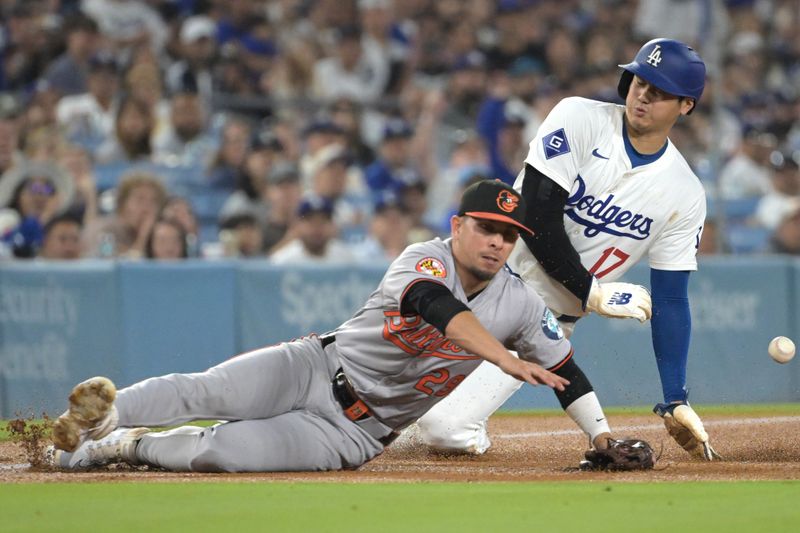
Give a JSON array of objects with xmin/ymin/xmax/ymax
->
[{"xmin": 646, "ymin": 45, "xmax": 662, "ymax": 67}]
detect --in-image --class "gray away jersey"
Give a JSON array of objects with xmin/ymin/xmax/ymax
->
[{"xmin": 331, "ymin": 237, "xmax": 571, "ymax": 429}]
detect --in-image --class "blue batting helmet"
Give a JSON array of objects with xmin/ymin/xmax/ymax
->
[{"xmin": 617, "ymin": 39, "xmax": 706, "ymax": 112}]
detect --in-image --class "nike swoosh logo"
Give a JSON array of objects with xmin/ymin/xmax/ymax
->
[
  {"xmin": 592, "ymin": 148, "xmax": 609, "ymax": 160},
  {"xmin": 595, "ymin": 417, "xmax": 605, "ymax": 422}
]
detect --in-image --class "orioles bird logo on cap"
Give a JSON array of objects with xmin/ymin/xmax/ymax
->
[{"xmin": 497, "ymin": 190, "xmax": 519, "ymax": 213}]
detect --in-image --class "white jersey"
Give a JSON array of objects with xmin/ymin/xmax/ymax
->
[{"xmin": 509, "ymin": 97, "xmax": 706, "ymax": 317}]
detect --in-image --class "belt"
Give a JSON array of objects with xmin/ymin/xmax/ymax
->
[{"xmin": 329, "ymin": 364, "xmax": 399, "ymax": 447}]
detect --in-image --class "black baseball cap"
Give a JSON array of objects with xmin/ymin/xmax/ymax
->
[{"xmin": 457, "ymin": 180, "xmax": 533, "ymax": 235}]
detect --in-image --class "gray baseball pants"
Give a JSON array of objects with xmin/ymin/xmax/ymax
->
[{"xmin": 114, "ymin": 337, "xmax": 385, "ymax": 472}]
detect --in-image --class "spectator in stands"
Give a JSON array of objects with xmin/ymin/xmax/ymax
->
[
  {"xmin": 312, "ymin": 24, "xmax": 389, "ymax": 104},
  {"xmin": 352, "ymin": 191, "xmax": 412, "ymax": 261},
  {"xmin": 239, "ymin": 16, "xmax": 279, "ymax": 93},
  {"xmin": 55, "ymin": 51, "xmax": 120, "ymax": 152},
  {"xmin": 95, "ymin": 95, "xmax": 155, "ymax": 165},
  {"xmin": 358, "ymin": 0, "xmax": 412, "ymax": 95},
  {"xmin": 161, "ymin": 196, "xmax": 200, "ymax": 257},
  {"xmin": 144, "ymin": 217, "xmax": 188, "ymax": 260},
  {"xmin": 0, "ymin": 162, "xmax": 75, "ymax": 258},
  {"xmin": 262, "ymin": 39, "xmax": 317, "ymax": 101},
  {"xmin": 441, "ymin": 51, "xmax": 489, "ymax": 132},
  {"xmin": 218, "ymin": 213, "xmax": 266, "ymax": 257},
  {"xmin": 270, "ymin": 194, "xmax": 354, "ymax": 264},
  {"xmin": 0, "ymin": 95, "xmax": 24, "ymax": 178},
  {"xmin": 364, "ymin": 118, "xmax": 416, "ymax": 195},
  {"xmin": 165, "ymin": 15, "xmax": 217, "ymax": 102},
  {"xmin": 477, "ymin": 88, "xmax": 530, "ymax": 185},
  {"xmin": 212, "ymin": 45, "xmax": 253, "ymax": 96},
  {"xmin": 718, "ymin": 129, "xmax": 777, "ymax": 200},
  {"xmin": 207, "ymin": 116, "xmax": 251, "ymax": 190},
  {"xmin": 330, "ymin": 98, "xmax": 375, "ymax": 166},
  {"xmin": 58, "ymin": 144, "xmax": 99, "ymax": 227},
  {"xmin": 83, "ymin": 171, "xmax": 166, "ymax": 258},
  {"xmin": 43, "ymin": 14, "xmax": 100, "ymax": 97},
  {"xmin": 21, "ymin": 79, "xmax": 62, "ymax": 135},
  {"xmin": 771, "ymin": 206, "xmax": 800, "ymax": 255},
  {"xmin": 543, "ymin": 26, "xmax": 582, "ymax": 89},
  {"xmin": 424, "ymin": 129, "xmax": 489, "ymax": 230},
  {"xmin": 38, "ymin": 212, "xmax": 84, "ymax": 260},
  {"xmin": 153, "ymin": 90, "xmax": 217, "ymax": 168},
  {"xmin": 0, "ymin": 3, "xmax": 49, "ymax": 92},
  {"xmin": 364, "ymin": 108, "xmax": 441, "ymax": 203},
  {"xmin": 219, "ymin": 127, "xmax": 285, "ymax": 224},
  {"xmin": 123, "ymin": 60, "xmax": 170, "ymax": 136},
  {"xmin": 299, "ymin": 115, "xmax": 347, "ymax": 188},
  {"xmin": 21, "ymin": 122, "xmax": 68, "ymax": 166},
  {"xmin": 81, "ymin": 0, "xmax": 168, "ymax": 59},
  {"xmin": 307, "ymin": 143, "xmax": 369, "ymax": 240},
  {"xmin": 482, "ymin": 0, "xmax": 542, "ymax": 72},
  {"xmin": 756, "ymin": 150, "xmax": 800, "ymax": 231},
  {"xmin": 439, "ymin": 20, "xmax": 479, "ymax": 77},
  {"xmin": 262, "ymin": 161, "xmax": 302, "ymax": 253},
  {"xmin": 396, "ymin": 175, "xmax": 435, "ymax": 243}
]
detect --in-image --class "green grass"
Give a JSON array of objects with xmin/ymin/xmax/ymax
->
[
  {"xmin": 2, "ymin": 482, "xmax": 799, "ymax": 532},
  {"xmin": 3, "ymin": 407, "xmax": 799, "ymax": 531}
]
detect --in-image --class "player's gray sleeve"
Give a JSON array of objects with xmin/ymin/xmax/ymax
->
[
  {"xmin": 381, "ymin": 239, "xmax": 458, "ymax": 309},
  {"xmin": 508, "ymin": 282, "xmax": 572, "ymax": 368}
]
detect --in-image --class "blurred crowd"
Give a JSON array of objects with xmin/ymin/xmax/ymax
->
[{"xmin": 0, "ymin": 0, "xmax": 798, "ymax": 263}]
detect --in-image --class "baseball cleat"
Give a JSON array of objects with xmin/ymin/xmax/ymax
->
[
  {"xmin": 52, "ymin": 376, "xmax": 119, "ymax": 452},
  {"xmin": 45, "ymin": 427, "xmax": 150, "ymax": 469}
]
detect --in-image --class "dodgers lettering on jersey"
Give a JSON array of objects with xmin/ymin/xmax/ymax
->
[
  {"xmin": 509, "ymin": 97, "xmax": 706, "ymax": 317},
  {"xmin": 332, "ymin": 238, "xmax": 570, "ymax": 429},
  {"xmin": 566, "ymin": 175, "xmax": 653, "ymax": 240}
]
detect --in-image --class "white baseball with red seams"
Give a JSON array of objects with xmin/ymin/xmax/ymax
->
[{"xmin": 769, "ymin": 336, "xmax": 796, "ymax": 364}]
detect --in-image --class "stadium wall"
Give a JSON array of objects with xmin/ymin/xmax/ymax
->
[{"xmin": 1, "ymin": 258, "xmax": 798, "ymax": 417}]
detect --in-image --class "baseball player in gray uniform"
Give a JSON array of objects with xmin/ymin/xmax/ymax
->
[{"xmin": 46, "ymin": 180, "xmax": 621, "ymax": 472}]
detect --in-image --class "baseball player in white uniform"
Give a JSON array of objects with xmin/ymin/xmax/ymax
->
[
  {"xmin": 47, "ymin": 180, "xmax": 635, "ymax": 472},
  {"xmin": 416, "ymin": 39, "xmax": 721, "ymax": 460}
]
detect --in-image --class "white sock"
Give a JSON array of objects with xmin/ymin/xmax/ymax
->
[{"xmin": 564, "ymin": 392, "xmax": 611, "ymax": 446}]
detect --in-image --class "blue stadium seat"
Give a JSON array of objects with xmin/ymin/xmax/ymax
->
[
  {"xmin": 723, "ymin": 197, "xmax": 760, "ymax": 220},
  {"xmin": 726, "ymin": 224, "xmax": 771, "ymax": 254},
  {"xmin": 189, "ymin": 190, "xmax": 230, "ymax": 223}
]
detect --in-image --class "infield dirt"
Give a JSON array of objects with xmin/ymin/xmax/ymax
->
[{"xmin": 2, "ymin": 411, "xmax": 799, "ymax": 483}]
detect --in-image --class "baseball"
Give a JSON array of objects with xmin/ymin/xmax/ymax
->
[{"xmin": 768, "ymin": 336, "xmax": 796, "ymax": 364}]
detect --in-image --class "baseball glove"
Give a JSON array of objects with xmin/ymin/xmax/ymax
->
[{"xmin": 580, "ymin": 438, "xmax": 656, "ymax": 471}]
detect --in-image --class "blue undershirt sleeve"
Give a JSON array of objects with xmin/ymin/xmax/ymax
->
[{"xmin": 650, "ymin": 268, "xmax": 691, "ymax": 403}]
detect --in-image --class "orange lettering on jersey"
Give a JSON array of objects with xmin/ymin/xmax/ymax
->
[{"xmin": 381, "ymin": 311, "xmax": 479, "ymax": 360}]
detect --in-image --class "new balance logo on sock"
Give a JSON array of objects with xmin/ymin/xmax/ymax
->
[{"xmin": 608, "ymin": 292, "xmax": 633, "ymax": 305}]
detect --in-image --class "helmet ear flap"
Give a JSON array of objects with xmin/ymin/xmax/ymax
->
[{"xmin": 617, "ymin": 70, "xmax": 633, "ymax": 100}]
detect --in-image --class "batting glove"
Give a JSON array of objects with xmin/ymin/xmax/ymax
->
[
  {"xmin": 654, "ymin": 402, "xmax": 722, "ymax": 461},
  {"xmin": 585, "ymin": 278, "xmax": 652, "ymax": 322}
]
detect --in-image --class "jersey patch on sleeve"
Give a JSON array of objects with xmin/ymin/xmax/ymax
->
[
  {"xmin": 416, "ymin": 257, "xmax": 447, "ymax": 278},
  {"xmin": 540, "ymin": 308, "xmax": 564, "ymax": 340},
  {"xmin": 542, "ymin": 128, "xmax": 571, "ymax": 159}
]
